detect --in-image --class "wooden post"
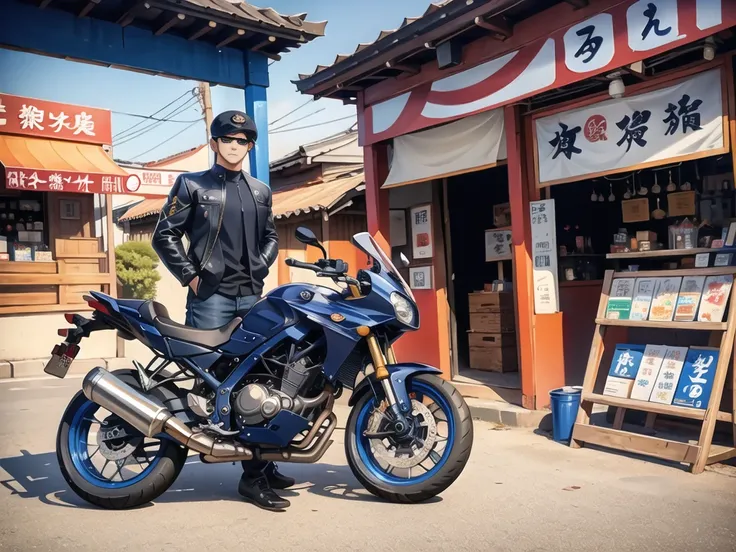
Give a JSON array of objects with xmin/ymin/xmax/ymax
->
[
  {"xmin": 321, "ymin": 211, "xmax": 330, "ymax": 258},
  {"xmin": 505, "ymin": 105, "xmax": 536, "ymax": 409},
  {"xmin": 105, "ymin": 194, "xmax": 117, "ymax": 298},
  {"xmin": 363, "ymin": 142, "xmax": 391, "ymax": 250}
]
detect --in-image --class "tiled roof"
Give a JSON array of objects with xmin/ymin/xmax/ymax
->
[
  {"xmin": 295, "ymin": 0, "xmax": 451, "ymax": 81},
  {"xmin": 272, "ymin": 171, "xmax": 365, "ymax": 219},
  {"xmin": 118, "ymin": 170, "xmax": 365, "ymax": 222},
  {"xmin": 144, "ymin": 144, "xmax": 207, "ymax": 168},
  {"xmin": 118, "ymin": 198, "xmax": 166, "ymax": 222},
  {"xmin": 182, "ymin": 0, "xmax": 327, "ymax": 39}
]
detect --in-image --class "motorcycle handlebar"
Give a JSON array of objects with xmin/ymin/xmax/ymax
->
[{"xmin": 285, "ymin": 258, "xmax": 319, "ymax": 272}]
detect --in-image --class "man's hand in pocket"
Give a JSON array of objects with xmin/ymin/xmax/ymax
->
[{"xmin": 189, "ymin": 276, "xmax": 200, "ymax": 294}]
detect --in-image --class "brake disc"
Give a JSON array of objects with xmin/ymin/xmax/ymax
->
[
  {"xmin": 365, "ymin": 399, "xmax": 438, "ymax": 469},
  {"xmin": 95, "ymin": 419, "xmax": 142, "ymax": 461}
]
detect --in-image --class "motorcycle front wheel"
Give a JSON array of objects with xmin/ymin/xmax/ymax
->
[{"xmin": 345, "ymin": 374, "xmax": 473, "ymax": 503}]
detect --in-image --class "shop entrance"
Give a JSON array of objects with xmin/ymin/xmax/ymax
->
[{"xmin": 443, "ymin": 165, "xmax": 522, "ymax": 403}]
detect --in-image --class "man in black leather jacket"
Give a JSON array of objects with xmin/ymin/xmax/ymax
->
[{"xmin": 152, "ymin": 110, "xmax": 294, "ymax": 511}]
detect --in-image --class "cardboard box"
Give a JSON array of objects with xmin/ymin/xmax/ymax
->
[
  {"xmin": 603, "ymin": 376, "xmax": 635, "ymax": 398},
  {"xmin": 468, "ymin": 332, "xmax": 516, "ymax": 349},
  {"xmin": 469, "ymin": 346, "xmax": 518, "ymax": 373},
  {"xmin": 636, "ymin": 231, "xmax": 658, "ymax": 243},
  {"xmin": 469, "ymin": 313, "xmax": 516, "ymax": 333},
  {"xmin": 468, "ymin": 291, "xmax": 514, "ymax": 313}
]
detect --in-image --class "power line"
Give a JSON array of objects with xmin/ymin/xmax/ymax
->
[
  {"xmin": 269, "ymin": 108, "xmax": 325, "ymax": 132},
  {"xmin": 268, "ymin": 97, "xmax": 314, "ymax": 126},
  {"xmin": 114, "ymin": 97, "xmax": 199, "ymax": 144},
  {"xmin": 114, "ymin": 97, "xmax": 200, "ymax": 146},
  {"xmin": 270, "ymin": 115, "xmax": 356, "ymax": 134},
  {"xmin": 112, "ymin": 110, "xmax": 202, "ymax": 123},
  {"xmin": 128, "ymin": 119, "xmax": 204, "ymax": 161},
  {"xmin": 112, "ymin": 89, "xmax": 194, "ymax": 139}
]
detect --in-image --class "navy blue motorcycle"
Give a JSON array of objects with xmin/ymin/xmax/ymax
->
[{"xmin": 46, "ymin": 228, "xmax": 473, "ymax": 508}]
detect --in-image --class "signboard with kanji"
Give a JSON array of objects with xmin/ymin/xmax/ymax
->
[
  {"xmin": 121, "ymin": 167, "xmax": 183, "ymax": 197},
  {"xmin": 535, "ymin": 69, "xmax": 725, "ymax": 186},
  {"xmin": 0, "ymin": 93, "xmax": 113, "ymax": 145},
  {"xmin": 530, "ymin": 199, "xmax": 559, "ymax": 314},
  {"xmin": 4, "ymin": 168, "xmax": 137, "ymax": 195},
  {"xmin": 364, "ymin": 0, "xmax": 736, "ymax": 145}
]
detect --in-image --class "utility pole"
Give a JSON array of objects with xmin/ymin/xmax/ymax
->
[
  {"xmin": 198, "ymin": 81, "xmax": 214, "ymax": 139},
  {"xmin": 197, "ymin": 81, "xmax": 214, "ymax": 164}
]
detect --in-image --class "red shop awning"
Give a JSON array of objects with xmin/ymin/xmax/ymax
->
[{"xmin": 0, "ymin": 134, "xmax": 134, "ymax": 194}]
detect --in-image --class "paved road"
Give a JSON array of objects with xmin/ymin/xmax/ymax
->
[{"xmin": 1, "ymin": 376, "xmax": 735, "ymax": 552}]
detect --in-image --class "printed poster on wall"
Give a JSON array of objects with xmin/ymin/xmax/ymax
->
[
  {"xmin": 530, "ymin": 199, "xmax": 559, "ymax": 314},
  {"xmin": 410, "ymin": 205, "xmax": 433, "ymax": 260},
  {"xmin": 485, "ymin": 229, "xmax": 512, "ymax": 261},
  {"xmin": 535, "ymin": 69, "xmax": 725, "ymax": 185}
]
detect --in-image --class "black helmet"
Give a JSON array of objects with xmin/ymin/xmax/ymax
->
[{"xmin": 211, "ymin": 110, "xmax": 258, "ymax": 142}]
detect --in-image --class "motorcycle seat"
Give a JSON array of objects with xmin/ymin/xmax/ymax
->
[
  {"xmin": 128, "ymin": 298, "xmax": 241, "ymax": 348},
  {"xmin": 153, "ymin": 316, "xmax": 242, "ymax": 349}
]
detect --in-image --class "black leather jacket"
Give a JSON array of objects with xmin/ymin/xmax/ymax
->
[{"xmin": 152, "ymin": 164, "xmax": 278, "ymax": 300}]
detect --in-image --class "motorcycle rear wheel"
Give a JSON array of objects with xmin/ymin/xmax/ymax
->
[
  {"xmin": 345, "ymin": 374, "xmax": 473, "ymax": 503},
  {"xmin": 56, "ymin": 370, "xmax": 188, "ymax": 509}
]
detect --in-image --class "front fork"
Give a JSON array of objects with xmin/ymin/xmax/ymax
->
[{"xmin": 365, "ymin": 334, "xmax": 412, "ymax": 436}]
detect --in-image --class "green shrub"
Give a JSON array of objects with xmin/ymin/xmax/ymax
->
[{"xmin": 116, "ymin": 241, "xmax": 161, "ymax": 300}]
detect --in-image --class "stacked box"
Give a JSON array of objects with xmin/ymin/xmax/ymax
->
[{"xmin": 467, "ymin": 291, "xmax": 518, "ymax": 373}]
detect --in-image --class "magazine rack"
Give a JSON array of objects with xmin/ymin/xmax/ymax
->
[{"xmin": 571, "ymin": 267, "xmax": 736, "ymax": 474}]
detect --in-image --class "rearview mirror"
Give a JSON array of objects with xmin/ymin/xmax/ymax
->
[{"xmin": 295, "ymin": 226, "xmax": 327, "ymax": 259}]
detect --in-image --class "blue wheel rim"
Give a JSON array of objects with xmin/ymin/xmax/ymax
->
[
  {"xmin": 355, "ymin": 380, "xmax": 455, "ymax": 486},
  {"xmin": 68, "ymin": 399, "xmax": 163, "ymax": 489}
]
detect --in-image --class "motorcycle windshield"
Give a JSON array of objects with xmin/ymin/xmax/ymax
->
[{"xmin": 351, "ymin": 232, "xmax": 415, "ymax": 302}]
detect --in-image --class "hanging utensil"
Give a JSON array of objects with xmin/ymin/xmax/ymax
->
[
  {"xmin": 652, "ymin": 172, "xmax": 661, "ymax": 194},
  {"xmin": 638, "ymin": 172, "xmax": 648, "ymax": 196},
  {"xmin": 666, "ymin": 169, "xmax": 677, "ymax": 192},
  {"xmin": 598, "ymin": 189, "xmax": 605, "ymax": 202},
  {"xmin": 623, "ymin": 177, "xmax": 632, "ymax": 199},
  {"xmin": 652, "ymin": 197, "xmax": 666, "ymax": 220},
  {"xmin": 590, "ymin": 185, "xmax": 598, "ymax": 202},
  {"xmin": 608, "ymin": 183, "xmax": 616, "ymax": 202}
]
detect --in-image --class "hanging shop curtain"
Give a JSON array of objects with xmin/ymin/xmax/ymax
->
[
  {"xmin": 382, "ymin": 108, "xmax": 507, "ymax": 189},
  {"xmin": 535, "ymin": 68, "xmax": 726, "ymax": 187}
]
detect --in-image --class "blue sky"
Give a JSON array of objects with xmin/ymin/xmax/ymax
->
[{"xmin": 0, "ymin": 0, "xmax": 430, "ymax": 163}]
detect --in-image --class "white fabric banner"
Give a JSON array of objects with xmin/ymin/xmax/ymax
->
[
  {"xmin": 536, "ymin": 69, "xmax": 724, "ymax": 185},
  {"xmin": 383, "ymin": 109, "xmax": 507, "ymax": 189}
]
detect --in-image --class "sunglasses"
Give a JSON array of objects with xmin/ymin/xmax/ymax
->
[{"xmin": 218, "ymin": 137, "xmax": 250, "ymax": 146}]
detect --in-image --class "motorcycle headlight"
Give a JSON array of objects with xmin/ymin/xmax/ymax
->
[{"xmin": 390, "ymin": 292, "xmax": 415, "ymax": 326}]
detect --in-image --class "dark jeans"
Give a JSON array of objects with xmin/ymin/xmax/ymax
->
[{"xmin": 185, "ymin": 290, "xmax": 267, "ymax": 476}]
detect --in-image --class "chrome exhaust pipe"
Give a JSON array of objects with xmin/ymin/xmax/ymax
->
[{"xmin": 82, "ymin": 367, "xmax": 253, "ymax": 460}]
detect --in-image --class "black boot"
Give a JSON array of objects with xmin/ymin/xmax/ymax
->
[
  {"xmin": 238, "ymin": 474, "xmax": 290, "ymax": 511},
  {"xmin": 265, "ymin": 462, "xmax": 295, "ymax": 490}
]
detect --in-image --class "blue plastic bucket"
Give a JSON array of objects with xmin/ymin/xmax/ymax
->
[{"xmin": 549, "ymin": 386, "xmax": 582, "ymax": 443}]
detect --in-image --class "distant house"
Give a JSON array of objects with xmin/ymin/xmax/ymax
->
[
  {"xmin": 270, "ymin": 126, "xmax": 368, "ymax": 288},
  {"xmin": 112, "ymin": 144, "xmax": 209, "ymax": 329},
  {"xmin": 114, "ymin": 144, "xmax": 209, "ymax": 242}
]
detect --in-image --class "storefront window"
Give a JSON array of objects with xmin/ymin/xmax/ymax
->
[
  {"xmin": 550, "ymin": 154, "xmax": 734, "ymax": 281},
  {"xmin": 0, "ymin": 188, "xmax": 50, "ymax": 262}
]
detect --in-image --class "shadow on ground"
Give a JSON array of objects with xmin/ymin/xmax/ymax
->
[{"xmin": 0, "ymin": 449, "xmax": 441, "ymax": 509}]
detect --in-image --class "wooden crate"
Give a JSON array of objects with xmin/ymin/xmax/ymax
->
[
  {"xmin": 468, "ymin": 332, "xmax": 516, "ymax": 349},
  {"xmin": 468, "ymin": 291, "xmax": 514, "ymax": 313},
  {"xmin": 469, "ymin": 346, "xmax": 519, "ymax": 373},
  {"xmin": 469, "ymin": 312, "xmax": 516, "ymax": 333}
]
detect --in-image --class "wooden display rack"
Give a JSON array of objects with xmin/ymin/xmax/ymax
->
[{"xmin": 571, "ymin": 267, "xmax": 736, "ymax": 474}]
